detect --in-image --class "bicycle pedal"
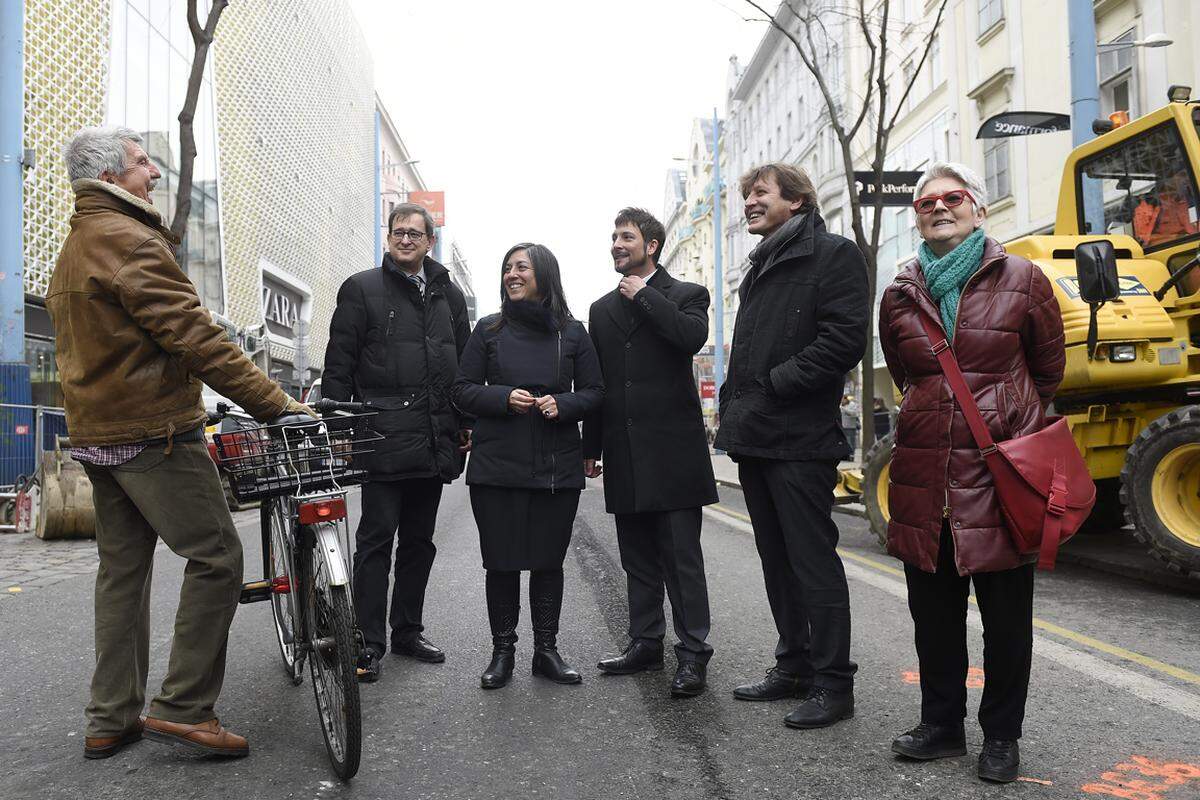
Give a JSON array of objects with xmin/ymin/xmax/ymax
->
[{"xmin": 238, "ymin": 580, "xmax": 273, "ymax": 604}]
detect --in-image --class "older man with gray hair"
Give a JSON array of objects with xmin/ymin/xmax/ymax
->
[{"xmin": 48, "ymin": 126, "xmax": 311, "ymax": 760}]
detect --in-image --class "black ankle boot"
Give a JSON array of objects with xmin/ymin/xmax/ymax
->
[
  {"xmin": 481, "ymin": 639, "xmax": 516, "ymax": 689},
  {"xmin": 531, "ymin": 629, "xmax": 582, "ymax": 684},
  {"xmin": 481, "ymin": 586, "xmax": 519, "ymax": 689},
  {"xmin": 529, "ymin": 572, "xmax": 581, "ymax": 685}
]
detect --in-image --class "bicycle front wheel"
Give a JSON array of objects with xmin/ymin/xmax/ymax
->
[
  {"xmin": 304, "ymin": 528, "xmax": 362, "ymax": 780},
  {"xmin": 262, "ymin": 497, "xmax": 303, "ymax": 684}
]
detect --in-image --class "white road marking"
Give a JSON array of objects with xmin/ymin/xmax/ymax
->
[{"xmin": 704, "ymin": 506, "xmax": 1200, "ymax": 723}]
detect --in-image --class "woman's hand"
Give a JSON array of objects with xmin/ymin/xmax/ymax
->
[
  {"xmin": 508, "ymin": 389, "xmax": 536, "ymax": 414},
  {"xmin": 535, "ymin": 394, "xmax": 558, "ymax": 420}
]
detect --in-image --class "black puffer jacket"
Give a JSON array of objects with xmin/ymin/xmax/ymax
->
[
  {"xmin": 322, "ymin": 254, "xmax": 470, "ymax": 481},
  {"xmin": 715, "ymin": 211, "xmax": 870, "ymax": 461},
  {"xmin": 452, "ymin": 303, "xmax": 604, "ymax": 491}
]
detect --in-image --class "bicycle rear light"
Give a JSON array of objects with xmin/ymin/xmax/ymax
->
[{"xmin": 299, "ymin": 498, "xmax": 347, "ymax": 524}]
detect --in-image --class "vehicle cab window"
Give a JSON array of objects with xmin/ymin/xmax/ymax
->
[{"xmin": 1077, "ymin": 121, "xmax": 1200, "ymax": 251}]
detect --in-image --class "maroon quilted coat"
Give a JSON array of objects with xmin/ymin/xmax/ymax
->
[{"xmin": 878, "ymin": 237, "xmax": 1065, "ymax": 575}]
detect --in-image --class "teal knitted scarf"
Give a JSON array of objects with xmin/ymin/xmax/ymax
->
[{"xmin": 918, "ymin": 228, "xmax": 986, "ymax": 338}]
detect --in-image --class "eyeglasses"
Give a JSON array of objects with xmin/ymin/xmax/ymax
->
[
  {"xmin": 390, "ymin": 229, "xmax": 427, "ymax": 242},
  {"xmin": 913, "ymin": 189, "xmax": 976, "ymax": 215}
]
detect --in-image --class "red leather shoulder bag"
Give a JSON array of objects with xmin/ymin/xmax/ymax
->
[{"xmin": 916, "ymin": 309, "xmax": 1096, "ymax": 569}]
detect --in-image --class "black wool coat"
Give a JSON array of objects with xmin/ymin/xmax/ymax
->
[
  {"xmin": 322, "ymin": 254, "xmax": 471, "ymax": 482},
  {"xmin": 715, "ymin": 212, "xmax": 870, "ymax": 461},
  {"xmin": 452, "ymin": 305, "xmax": 604, "ymax": 492},
  {"xmin": 582, "ymin": 271, "xmax": 718, "ymax": 515}
]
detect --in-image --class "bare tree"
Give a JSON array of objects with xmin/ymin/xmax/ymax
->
[
  {"xmin": 741, "ymin": 0, "xmax": 947, "ymax": 451},
  {"xmin": 169, "ymin": 0, "xmax": 230, "ymax": 242}
]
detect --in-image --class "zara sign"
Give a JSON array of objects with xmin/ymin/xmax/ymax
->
[{"xmin": 261, "ymin": 277, "xmax": 304, "ymax": 338}]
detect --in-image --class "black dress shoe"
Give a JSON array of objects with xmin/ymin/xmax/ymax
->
[
  {"xmin": 670, "ymin": 662, "xmax": 706, "ymax": 698},
  {"xmin": 732, "ymin": 667, "xmax": 809, "ymax": 701},
  {"xmin": 597, "ymin": 640, "xmax": 664, "ymax": 675},
  {"xmin": 392, "ymin": 634, "xmax": 445, "ymax": 663},
  {"xmin": 891, "ymin": 722, "xmax": 967, "ymax": 760},
  {"xmin": 978, "ymin": 739, "xmax": 1020, "ymax": 783},
  {"xmin": 783, "ymin": 686, "xmax": 854, "ymax": 729},
  {"xmin": 356, "ymin": 647, "xmax": 382, "ymax": 683}
]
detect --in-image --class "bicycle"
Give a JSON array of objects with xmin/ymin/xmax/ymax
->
[{"xmin": 209, "ymin": 398, "xmax": 380, "ymax": 780}]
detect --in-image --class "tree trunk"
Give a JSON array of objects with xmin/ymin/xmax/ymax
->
[{"xmin": 169, "ymin": 0, "xmax": 229, "ymax": 244}]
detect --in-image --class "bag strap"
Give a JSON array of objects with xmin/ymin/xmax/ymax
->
[
  {"xmin": 914, "ymin": 308, "xmax": 998, "ymax": 456},
  {"xmin": 1039, "ymin": 458, "xmax": 1069, "ymax": 570}
]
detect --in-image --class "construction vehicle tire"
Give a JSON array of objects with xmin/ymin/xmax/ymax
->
[
  {"xmin": 1121, "ymin": 405, "xmax": 1200, "ymax": 577},
  {"xmin": 862, "ymin": 433, "xmax": 893, "ymax": 550}
]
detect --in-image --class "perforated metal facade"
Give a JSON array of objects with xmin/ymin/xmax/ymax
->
[
  {"xmin": 22, "ymin": 0, "xmax": 111, "ymax": 297},
  {"xmin": 211, "ymin": 0, "xmax": 375, "ymax": 376}
]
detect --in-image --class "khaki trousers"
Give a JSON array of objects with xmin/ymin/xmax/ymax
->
[{"xmin": 81, "ymin": 439, "xmax": 243, "ymax": 737}]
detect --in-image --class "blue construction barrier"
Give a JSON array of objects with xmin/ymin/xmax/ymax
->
[{"xmin": 0, "ymin": 403, "xmax": 67, "ymax": 488}]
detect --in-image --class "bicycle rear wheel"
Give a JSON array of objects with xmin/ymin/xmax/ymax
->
[
  {"xmin": 262, "ymin": 497, "xmax": 302, "ymax": 684},
  {"xmin": 304, "ymin": 527, "xmax": 362, "ymax": 780}
]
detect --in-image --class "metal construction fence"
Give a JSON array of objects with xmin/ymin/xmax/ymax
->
[{"xmin": 0, "ymin": 404, "xmax": 69, "ymax": 490}]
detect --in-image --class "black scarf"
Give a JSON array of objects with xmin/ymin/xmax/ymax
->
[
  {"xmin": 748, "ymin": 210, "xmax": 810, "ymax": 269},
  {"xmin": 502, "ymin": 298, "xmax": 559, "ymax": 332}
]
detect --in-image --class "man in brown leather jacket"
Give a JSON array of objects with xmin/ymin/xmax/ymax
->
[{"xmin": 47, "ymin": 126, "xmax": 310, "ymax": 760}]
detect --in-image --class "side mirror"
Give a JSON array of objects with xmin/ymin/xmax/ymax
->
[{"xmin": 1075, "ymin": 240, "xmax": 1120, "ymax": 303}]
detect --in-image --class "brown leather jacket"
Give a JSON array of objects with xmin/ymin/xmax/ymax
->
[
  {"xmin": 46, "ymin": 180, "xmax": 289, "ymax": 446},
  {"xmin": 879, "ymin": 237, "xmax": 1065, "ymax": 575}
]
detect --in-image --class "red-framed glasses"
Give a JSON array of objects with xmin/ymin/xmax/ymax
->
[{"xmin": 913, "ymin": 189, "xmax": 976, "ymax": 215}]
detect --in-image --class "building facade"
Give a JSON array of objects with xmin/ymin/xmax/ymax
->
[
  {"xmin": 377, "ymin": 99, "xmax": 476, "ymax": 325},
  {"xmin": 15, "ymin": 0, "xmax": 415, "ymax": 403},
  {"xmin": 211, "ymin": 0, "xmax": 375, "ymax": 397},
  {"xmin": 660, "ymin": 118, "xmax": 728, "ymax": 428},
  {"xmin": 720, "ymin": 0, "xmax": 1200, "ymax": 405}
]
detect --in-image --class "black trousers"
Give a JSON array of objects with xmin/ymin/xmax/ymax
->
[
  {"xmin": 352, "ymin": 477, "xmax": 443, "ymax": 654},
  {"xmin": 738, "ymin": 457, "xmax": 856, "ymax": 690},
  {"xmin": 904, "ymin": 524, "xmax": 1035, "ymax": 740},
  {"xmin": 615, "ymin": 508, "xmax": 713, "ymax": 664}
]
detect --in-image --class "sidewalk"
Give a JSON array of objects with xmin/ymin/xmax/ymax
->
[{"xmin": 0, "ymin": 532, "xmax": 101, "ymax": 598}]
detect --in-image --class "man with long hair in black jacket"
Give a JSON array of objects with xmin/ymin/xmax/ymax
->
[{"xmin": 715, "ymin": 164, "xmax": 869, "ymax": 729}]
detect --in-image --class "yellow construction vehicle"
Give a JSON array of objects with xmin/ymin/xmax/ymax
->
[{"xmin": 859, "ymin": 91, "xmax": 1200, "ymax": 577}]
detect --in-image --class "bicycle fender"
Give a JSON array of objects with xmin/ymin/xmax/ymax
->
[{"xmin": 314, "ymin": 525, "xmax": 351, "ymax": 587}]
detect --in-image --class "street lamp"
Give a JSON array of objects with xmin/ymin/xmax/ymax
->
[{"xmin": 1096, "ymin": 32, "xmax": 1172, "ymax": 51}]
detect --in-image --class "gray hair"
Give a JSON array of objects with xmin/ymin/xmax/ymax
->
[
  {"xmin": 62, "ymin": 126, "xmax": 143, "ymax": 181},
  {"xmin": 387, "ymin": 202, "xmax": 437, "ymax": 238},
  {"xmin": 914, "ymin": 161, "xmax": 989, "ymax": 212}
]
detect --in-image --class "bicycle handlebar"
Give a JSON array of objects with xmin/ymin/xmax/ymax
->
[
  {"xmin": 311, "ymin": 399, "xmax": 369, "ymax": 414},
  {"xmin": 206, "ymin": 398, "xmax": 370, "ymax": 428}
]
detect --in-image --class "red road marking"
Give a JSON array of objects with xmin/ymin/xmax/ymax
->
[
  {"xmin": 1082, "ymin": 756, "xmax": 1200, "ymax": 799},
  {"xmin": 901, "ymin": 667, "xmax": 985, "ymax": 687}
]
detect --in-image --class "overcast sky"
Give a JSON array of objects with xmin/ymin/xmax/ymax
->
[{"xmin": 351, "ymin": 0, "xmax": 768, "ymax": 319}]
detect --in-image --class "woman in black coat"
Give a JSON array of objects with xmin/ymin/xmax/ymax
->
[{"xmin": 452, "ymin": 243, "xmax": 604, "ymax": 689}]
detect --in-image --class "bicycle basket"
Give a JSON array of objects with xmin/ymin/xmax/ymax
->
[{"xmin": 212, "ymin": 413, "xmax": 382, "ymax": 502}]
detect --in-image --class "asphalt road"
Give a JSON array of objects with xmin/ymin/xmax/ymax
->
[{"xmin": 2, "ymin": 478, "xmax": 1199, "ymax": 800}]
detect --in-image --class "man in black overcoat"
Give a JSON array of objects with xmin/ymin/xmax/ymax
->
[
  {"xmin": 323, "ymin": 203, "xmax": 471, "ymax": 682},
  {"xmin": 715, "ymin": 163, "xmax": 869, "ymax": 729},
  {"xmin": 583, "ymin": 207, "xmax": 719, "ymax": 698}
]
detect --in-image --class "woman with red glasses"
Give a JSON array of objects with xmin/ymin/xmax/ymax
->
[{"xmin": 878, "ymin": 162, "xmax": 1065, "ymax": 783}]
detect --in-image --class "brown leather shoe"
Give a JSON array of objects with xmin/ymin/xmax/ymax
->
[
  {"xmin": 84, "ymin": 717, "xmax": 145, "ymax": 759},
  {"xmin": 143, "ymin": 717, "xmax": 249, "ymax": 757}
]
